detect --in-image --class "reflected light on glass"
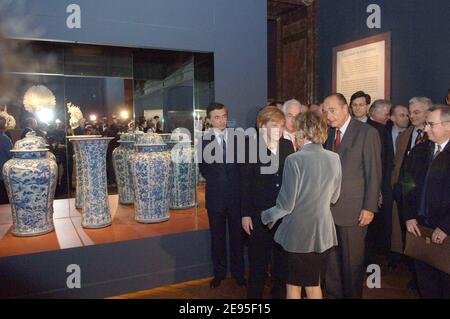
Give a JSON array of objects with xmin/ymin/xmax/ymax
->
[
  {"xmin": 89, "ymin": 114, "xmax": 97, "ymax": 122},
  {"xmin": 120, "ymin": 110, "xmax": 129, "ymax": 120},
  {"xmin": 36, "ymin": 108, "xmax": 54, "ymax": 124},
  {"xmin": 55, "ymin": 118, "xmax": 62, "ymax": 124}
]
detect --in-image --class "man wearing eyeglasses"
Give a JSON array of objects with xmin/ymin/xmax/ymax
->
[{"xmin": 402, "ymin": 104, "xmax": 450, "ymax": 298}]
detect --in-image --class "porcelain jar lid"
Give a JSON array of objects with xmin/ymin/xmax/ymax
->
[
  {"xmin": 135, "ymin": 132, "xmax": 166, "ymax": 146},
  {"xmin": 159, "ymin": 132, "xmax": 191, "ymax": 144},
  {"xmin": 11, "ymin": 132, "xmax": 49, "ymax": 153},
  {"xmin": 118, "ymin": 131, "xmax": 136, "ymax": 143},
  {"xmin": 169, "ymin": 132, "xmax": 191, "ymax": 143}
]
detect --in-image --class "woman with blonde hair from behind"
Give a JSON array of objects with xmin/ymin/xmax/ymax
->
[{"xmin": 261, "ymin": 111, "xmax": 342, "ymax": 299}]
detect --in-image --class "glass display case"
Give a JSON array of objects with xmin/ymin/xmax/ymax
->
[{"xmin": 0, "ymin": 40, "xmax": 214, "ymax": 245}]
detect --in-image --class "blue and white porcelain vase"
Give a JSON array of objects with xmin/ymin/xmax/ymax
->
[
  {"xmin": 167, "ymin": 133, "xmax": 196, "ymax": 210},
  {"xmin": 131, "ymin": 133, "xmax": 172, "ymax": 223},
  {"xmin": 112, "ymin": 132, "xmax": 136, "ymax": 204},
  {"xmin": 2, "ymin": 132, "xmax": 58, "ymax": 236},
  {"xmin": 67, "ymin": 135, "xmax": 101, "ymax": 209},
  {"xmin": 68, "ymin": 136, "xmax": 114, "ymax": 228}
]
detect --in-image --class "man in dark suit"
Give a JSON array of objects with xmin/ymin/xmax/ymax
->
[
  {"xmin": 391, "ymin": 97, "xmax": 432, "ymax": 262},
  {"xmin": 199, "ymin": 102, "xmax": 245, "ymax": 289},
  {"xmin": 323, "ymin": 93, "xmax": 382, "ymax": 299},
  {"xmin": 366, "ymin": 100, "xmax": 395, "ymax": 265},
  {"xmin": 403, "ymin": 104, "xmax": 450, "ymax": 299}
]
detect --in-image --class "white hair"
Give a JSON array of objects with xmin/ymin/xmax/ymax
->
[
  {"xmin": 409, "ymin": 96, "xmax": 433, "ymax": 111},
  {"xmin": 282, "ymin": 99, "xmax": 302, "ymax": 114},
  {"xmin": 369, "ymin": 99, "xmax": 391, "ymax": 116}
]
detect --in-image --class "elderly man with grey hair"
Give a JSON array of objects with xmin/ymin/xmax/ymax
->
[
  {"xmin": 282, "ymin": 99, "xmax": 307, "ymax": 150},
  {"xmin": 369, "ymin": 99, "xmax": 392, "ymax": 125},
  {"xmin": 365, "ymin": 99, "xmax": 395, "ymax": 266},
  {"xmin": 392, "ymin": 97, "xmax": 433, "ymax": 186},
  {"xmin": 403, "ymin": 104, "xmax": 450, "ymax": 298},
  {"xmin": 390, "ymin": 97, "xmax": 433, "ymax": 282}
]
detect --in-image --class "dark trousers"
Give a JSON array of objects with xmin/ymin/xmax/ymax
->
[
  {"xmin": 326, "ymin": 225, "xmax": 368, "ymax": 299},
  {"xmin": 247, "ymin": 217, "xmax": 285, "ymax": 299},
  {"xmin": 0, "ymin": 180, "xmax": 9, "ymax": 204},
  {"xmin": 415, "ymin": 258, "xmax": 450, "ymax": 299},
  {"xmin": 207, "ymin": 206, "xmax": 245, "ymax": 280},
  {"xmin": 366, "ymin": 191, "xmax": 394, "ymax": 265}
]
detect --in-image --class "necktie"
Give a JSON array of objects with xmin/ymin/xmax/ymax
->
[
  {"xmin": 334, "ymin": 129, "xmax": 341, "ymax": 151},
  {"xmin": 418, "ymin": 145, "xmax": 438, "ymax": 222},
  {"xmin": 415, "ymin": 129, "xmax": 425, "ymax": 145},
  {"xmin": 291, "ymin": 134, "xmax": 297, "ymax": 151},
  {"xmin": 433, "ymin": 144, "xmax": 442, "ymax": 160},
  {"xmin": 219, "ymin": 134, "xmax": 226, "ymax": 163}
]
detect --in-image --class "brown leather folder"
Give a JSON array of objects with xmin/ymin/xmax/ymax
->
[{"xmin": 404, "ymin": 225, "xmax": 450, "ymax": 274}]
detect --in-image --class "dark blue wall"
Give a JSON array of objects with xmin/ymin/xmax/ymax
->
[
  {"xmin": 1, "ymin": 0, "xmax": 267, "ymax": 128},
  {"xmin": 317, "ymin": 0, "xmax": 450, "ymax": 105}
]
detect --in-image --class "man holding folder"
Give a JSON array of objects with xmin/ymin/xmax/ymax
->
[{"xmin": 403, "ymin": 104, "xmax": 450, "ymax": 299}]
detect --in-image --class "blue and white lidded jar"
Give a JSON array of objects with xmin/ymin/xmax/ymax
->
[
  {"xmin": 167, "ymin": 133, "xmax": 196, "ymax": 209},
  {"xmin": 2, "ymin": 132, "xmax": 58, "ymax": 236},
  {"xmin": 131, "ymin": 133, "xmax": 172, "ymax": 223}
]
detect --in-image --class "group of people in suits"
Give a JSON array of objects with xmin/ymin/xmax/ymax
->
[{"xmin": 199, "ymin": 91, "xmax": 450, "ymax": 299}]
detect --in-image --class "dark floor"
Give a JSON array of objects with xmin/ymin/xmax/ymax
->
[{"xmin": 111, "ymin": 257, "xmax": 419, "ymax": 299}]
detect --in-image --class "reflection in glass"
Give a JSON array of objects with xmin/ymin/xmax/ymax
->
[{"xmin": 1, "ymin": 39, "xmax": 214, "ymax": 226}]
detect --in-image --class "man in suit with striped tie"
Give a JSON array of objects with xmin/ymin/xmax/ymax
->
[{"xmin": 402, "ymin": 104, "xmax": 450, "ymax": 298}]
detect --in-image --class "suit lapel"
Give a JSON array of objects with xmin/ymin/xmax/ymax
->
[
  {"xmin": 337, "ymin": 119, "xmax": 355, "ymax": 156},
  {"xmin": 325, "ymin": 128, "xmax": 336, "ymax": 151}
]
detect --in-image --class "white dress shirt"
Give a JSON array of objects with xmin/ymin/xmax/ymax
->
[
  {"xmin": 435, "ymin": 139, "xmax": 449, "ymax": 156},
  {"xmin": 337, "ymin": 115, "xmax": 352, "ymax": 140},
  {"xmin": 213, "ymin": 128, "xmax": 228, "ymax": 145}
]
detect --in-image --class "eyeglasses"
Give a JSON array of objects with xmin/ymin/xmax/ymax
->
[{"xmin": 424, "ymin": 121, "xmax": 449, "ymax": 128}]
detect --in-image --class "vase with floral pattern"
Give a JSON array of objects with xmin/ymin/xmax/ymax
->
[
  {"xmin": 112, "ymin": 132, "xmax": 136, "ymax": 204},
  {"xmin": 131, "ymin": 133, "xmax": 172, "ymax": 223},
  {"xmin": 68, "ymin": 136, "xmax": 114, "ymax": 228},
  {"xmin": 2, "ymin": 132, "xmax": 58, "ymax": 236},
  {"xmin": 166, "ymin": 133, "xmax": 196, "ymax": 209},
  {"xmin": 67, "ymin": 135, "xmax": 101, "ymax": 209}
]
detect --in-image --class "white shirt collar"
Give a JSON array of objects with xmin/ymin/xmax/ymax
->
[
  {"xmin": 337, "ymin": 115, "xmax": 352, "ymax": 138},
  {"xmin": 283, "ymin": 130, "xmax": 295, "ymax": 141},
  {"xmin": 436, "ymin": 139, "xmax": 449, "ymax": 153},
  {"xmin": 355, "ymin": 115, "xmax": 368, "ymax": 123},
  {"xmin": 393, "ymin": 125, "xmax": 406, "ymax": 133},
  {"xmin": 213, "ymin": 128, "xmax": 227, "ymax": 144}
]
